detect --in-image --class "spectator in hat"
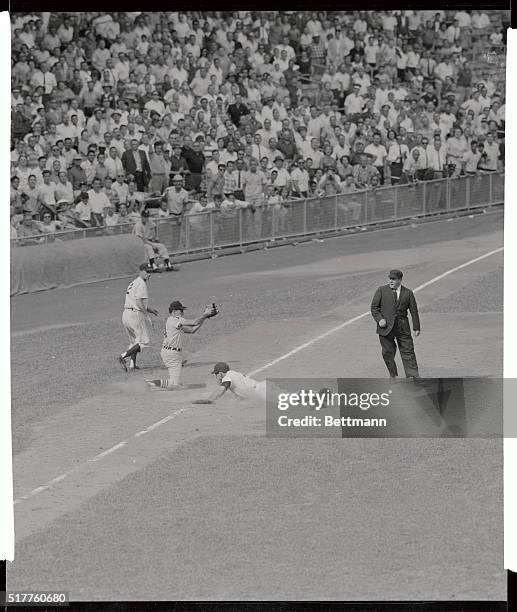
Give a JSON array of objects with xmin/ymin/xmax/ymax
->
[{"xmin": 68, "ymin": 154, "xmax": 87, "ymax": 191}]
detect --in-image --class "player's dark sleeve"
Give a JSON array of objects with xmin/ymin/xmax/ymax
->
[
  {"xmin": 371, "ymin": 287, "xmax": 383, "ymax": 322},
  {"xmin": 221, "ymin": 381, "xmax": 231, "ymax": 390},
  {"xmin": 408, "ymin": 290, "xmax": 421, "ymax": 331}
]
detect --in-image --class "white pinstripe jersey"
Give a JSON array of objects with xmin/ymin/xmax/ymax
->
[
  {"xmin": 162, "ymin": 315, "xmax": 186, "ymax": 349},
  {"xmin": 124, "ymin": 276, "xmax": 148, "ymax": 309}
]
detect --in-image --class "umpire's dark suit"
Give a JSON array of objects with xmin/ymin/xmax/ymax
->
[{"xmin": 371, "ymin": 285, "xmax": 420, "ymax": 378}]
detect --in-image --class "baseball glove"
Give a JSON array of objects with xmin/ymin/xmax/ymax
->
[
  {"xmin": 206, "ymin": 302, "xmax": 219, "ymax": 318},
  {"xmin": 192, "ymin": 399, "xmax": 213, "ymax": 404}
]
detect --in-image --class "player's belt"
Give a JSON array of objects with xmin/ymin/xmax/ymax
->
[
  {"xmin": 125, "ymin": 307, "xmax": 142, "ymax": 311},
  {"xmin": 162, "ymin": 346, "xmax": 182, "ymax": 351}
]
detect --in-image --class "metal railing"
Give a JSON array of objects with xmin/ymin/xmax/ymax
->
[
  {"xmin": 11, "ymin": 173, "xmax": 504, "ymax": 253},
  {"xmin": 158, "ymin": 172, "xmax": 504, "ymax": 256},
  {"xmin": 10, "ymin": 222, "xmax": 136, "ymax": 247}
]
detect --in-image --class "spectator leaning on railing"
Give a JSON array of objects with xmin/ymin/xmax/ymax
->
[{"xmin": 9, "ymin": 10, "xmax": 506, "ymax": 244}]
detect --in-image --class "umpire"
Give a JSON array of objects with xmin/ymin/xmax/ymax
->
[{"xmin": 371, "ymin": 269, "xmax": 421, "ymax": 380}]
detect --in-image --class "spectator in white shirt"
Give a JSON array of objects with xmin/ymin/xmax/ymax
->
[
  {"xmin": 144, "ymin": 91, "xmax": 166, "ymax": 116},
  {"xmin": 364, "ymin": 132, "xmax": 388, "ymax": 184},
  {"xmin": 37, "ymin": 170, "xmax": 57, "ymax": 210},
  {"xmin": 112, "ymin": 174, "xmax": 129, "ymax": 204},
  {"xmin": 88, "ymin": 177, "xmax": 111, "ymax": 225},
  {"xmin": 105, "ymin": 147, "xmax": 124, "ymax": 179},
  {"xmin": 426, "ymin": 135, "xmax": 447, "ymax": 178},
  {"xmin": 290, "ymin": 159, "xmax": 310, "ymax": 197},
  {"xmin": 462, "ymin": 140, "xmax": 482, "ymax": 175},
  {"xmin": 481, "ymin": 132, "xmax": 500, "ymax": 171}
]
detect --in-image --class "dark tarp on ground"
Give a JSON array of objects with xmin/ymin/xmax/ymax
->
[{"xmin": 10, "ymin": 235, "xmax": 146, "ymax": 296}]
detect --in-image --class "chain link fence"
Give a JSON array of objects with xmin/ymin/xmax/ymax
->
[{"xmin": 12, "ymin": 173, "xmax": 504, "ymax": 253}]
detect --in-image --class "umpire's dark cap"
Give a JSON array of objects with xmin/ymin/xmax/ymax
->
[
  {"xmin": 212, "ymin": 362, "xmax": 230, "ymax": 374},
  {"xmin": 169, "ymin": 300, "xmax": 187, "ymax": 312},
  {"xmin": 139, "ymin": 263, "xmax": 150, "ymax": 271},
  {"xmin": 388, "ymin": 269, "xmax": 403, "ymax": 279}
]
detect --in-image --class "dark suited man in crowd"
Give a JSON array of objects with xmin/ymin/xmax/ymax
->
[
  {"xmin": 227, "ymin": 93, "xmax": 249, "ymax": 127},
  {"xmin": 121, "ymin": 139, "xmax": 151, "ymax": 192},
  {"xmin": 371, "ymin": 269, "xmax": 421, "ymax": 380}
]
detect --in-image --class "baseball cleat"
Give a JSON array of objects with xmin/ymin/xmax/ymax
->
[
  {"xmin": 118, "ymin": 355, "xmax": 128, "ymax": 372},
  {"xmin": 182, "ymin": 358, "xmax": 188, "ymax": 367}
]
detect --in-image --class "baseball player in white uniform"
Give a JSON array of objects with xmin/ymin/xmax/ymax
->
[
  {"xmin": 192, "ymin": 362, "xmax": 267, "ymax": 405},
  {"xmin": 146, "ymin": 300, "xmax": 218, "ymax": 390},
  {"xmin": 118, "ymin": 263, "xmax": 159, "ymax": 372}
]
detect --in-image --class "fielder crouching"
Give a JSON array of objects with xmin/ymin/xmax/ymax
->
[
  {"xmin": 146, "ymin": 300, "xmax": 218, "ymax": 390},
  {"xmin": 133, "ymin": 209, "xmax": 178, "ymax": 272}
]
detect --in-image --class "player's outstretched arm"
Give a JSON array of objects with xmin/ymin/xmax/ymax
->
[
  {"xmin": 181, "ymin": 323, "xmax": 202, "ymax": 334},
  {"xmin": 193, "ymin": 382, "xmax": 230, "ymax": 404},
  {"xmin": 183, "ymin": 304, "xmax": 218, "ymax": 327}
]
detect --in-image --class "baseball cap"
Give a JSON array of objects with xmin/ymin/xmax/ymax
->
[
  {"xmin": 169, "ymin": 300, "xmax": 187, "ymax": 311},
  {"xmin": 388, "ymin": 269, "xmax": 403, "ymax": 280},
  {"xmin": 139, "ymin": 263, "xmax": 150, "ymax": 271},
  {"xmin": 211, "ymin": 362, "xmax": 230, "ymax": 375}
]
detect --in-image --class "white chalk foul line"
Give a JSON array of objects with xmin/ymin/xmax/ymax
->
[
  {"xmin": 13, "ymin": 408, "xmax": 188, "ymax": 505},
  {"xmin": 14, "ymin": 246, "xmax": 502, "ymax": 505},
  {"xmin": 248, "ymin": 246, "xmax": 503, "ymax": 377}
]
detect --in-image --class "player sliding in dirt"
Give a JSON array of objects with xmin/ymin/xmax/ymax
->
[{"xmin": 192, "ymin": 362, "xmax": 266, "ymax": 405}]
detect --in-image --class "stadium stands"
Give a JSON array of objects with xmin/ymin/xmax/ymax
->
[{"xmin": 10, "ymin": 10, "xmax": 507, "ymax": 249}]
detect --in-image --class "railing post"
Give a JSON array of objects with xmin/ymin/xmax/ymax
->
[
  {"xmin": 363, "ymin": 190, "xmax": 368, "ymax": 226},
  {"xmin": 394, "ymin": 185, "xmax": 398, "ymax": 220},
  {"xmin": 489, "ymin": 172, "xmax": 493, "ymax": 204},
  {"xmin": 422, "ymin": 181, "xmax": 426, "ymax": 215},
  {"xmin": 210, "ymin": 212, "xmax": 215, "ymax": 256},
  {"xmin": 466, "ymin": 177, "xmax": 470, "ymax": 209},
  {"xmin": 185, "ymin": 216, "xmax": 190, "ymax": 254},
  {"xmin": 334, "ymin": 194, "xmax": 338, "ymax": 229},
  {"xmin": 239, "ymin": 208, "xmax": 243, "ymax": 248},
  {"xmin": 303, "ymin": 198, "xmax": 307, "ymax": 234},
  {"xmin": 446, "ymin": 177, "xmax": 451, "ymax": 212}
]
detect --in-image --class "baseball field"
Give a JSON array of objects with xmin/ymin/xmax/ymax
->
[{"xmin": 8, "ymin": 209, "xmax": 505, "ymax": 601}]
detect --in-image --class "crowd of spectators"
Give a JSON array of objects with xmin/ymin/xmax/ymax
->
[{"xmin": 10, "ymin": 10, "xmax": 507, "ymax": 245}]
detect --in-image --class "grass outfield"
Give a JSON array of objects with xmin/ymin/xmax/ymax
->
[{"xmin": 10, "ymin": 437, "xmax": 503, "ymax": 600}]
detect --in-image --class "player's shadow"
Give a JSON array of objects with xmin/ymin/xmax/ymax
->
[
  {"xmin": 135, "ymin": 360, "xmax": 241, "ymax": 372},
  {"xmin": 132, "ymin": 364, "xmax": 164, "ymax": 371},
  {"xmin": 184, "ymin": 360, "xmax": 241, "ymax": 369}
]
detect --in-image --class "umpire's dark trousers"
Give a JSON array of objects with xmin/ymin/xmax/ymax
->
[{"xmin": 379, "ymin": 317, "xmax": 419, "ymax": 378}]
